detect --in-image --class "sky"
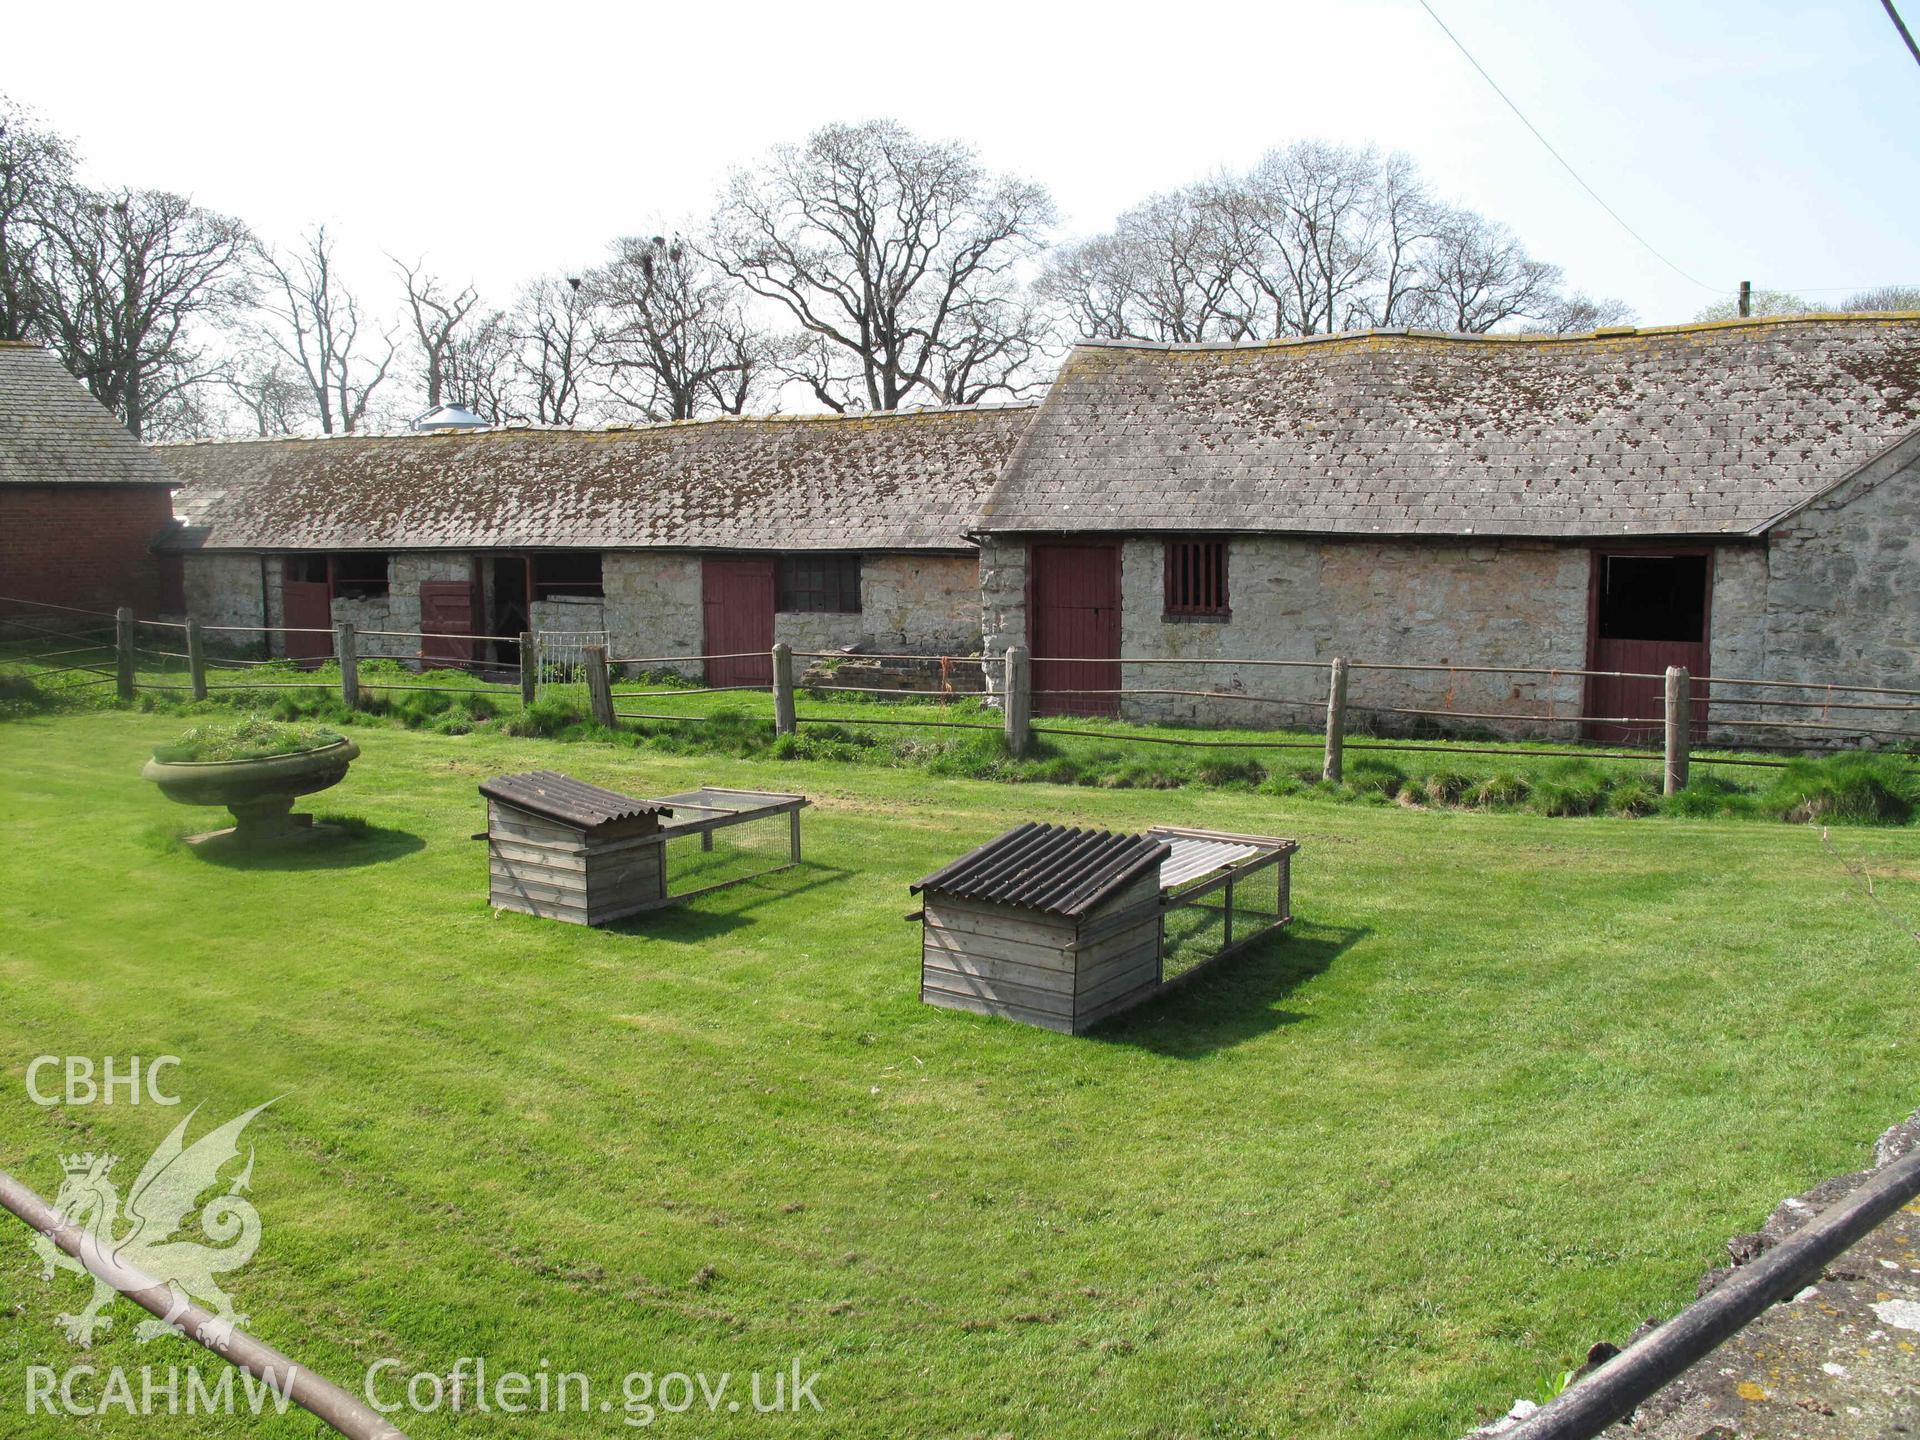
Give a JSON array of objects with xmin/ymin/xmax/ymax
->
[{"xmin": 7, "ymin": 0, "xmax": 1918, "ymax": 333}]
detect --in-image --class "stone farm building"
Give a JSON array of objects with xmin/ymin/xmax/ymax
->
[
  {"xmin": 976, "ymin": 315, "xmax": 1920, "ymax": 742},
  {"xmin": 158, "ymin": 406, "xmax": 1032, "ymax": 681},
  {"xmin": 0, "ymin": 342, "xmax": 176, "ymax": 615}
]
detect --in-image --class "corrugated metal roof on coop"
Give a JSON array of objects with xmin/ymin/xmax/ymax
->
[{"xmin": 912, "ymin": 822, "xmax": 1298, "ymax": 1034}]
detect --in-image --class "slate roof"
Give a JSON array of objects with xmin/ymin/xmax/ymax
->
[
  {"xmin": 0, "ymin": 342, "xmax": 171, "ymax": 487},
  {"xmin": 158, "ymin": 405, "xmax": 1034, "ymax": 553},
  {"xmin": 979, "ymin": 315, "xmax": 1920, "ymax": 539},
  {"xmin": 912, "ymin": 822, "xmax": 1171, "ymax": 918}
]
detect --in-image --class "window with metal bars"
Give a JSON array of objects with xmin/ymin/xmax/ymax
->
[
  {"xmin": 778, "ymin": 554, "xmax": 862, "ymax": 613},
  {"xmin": 1163, "ymin": 540, "xmax": 1229, "ymax": 620}
]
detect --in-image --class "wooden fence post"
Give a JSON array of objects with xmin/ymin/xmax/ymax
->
[
  {"xmin": 585, "ymin": 645, "xmax": 615, "ymax": 727},
  {"xmin": 772, "ymin": 642, "xmax": 797, "ymax": 735},
  {"xmin": 1004, "ymin": 645, "xmax": 1032, "ymax": 758},
  {"xmin": 185, "ymin": 619, "xmax": 208, "ymax": 703},
  {"xmin": 519, "ymin": 631, "xmax": 538, "ymax": 707},
  {"xmin": 114, "ymin": 606, "xmax": 135, "ymax": 702},
  {"xmin": 335, "ymin": 621, "xmax": 359, "ymax": 708},
  {"xmin": 1664, "ymin": 665, "xmax": 1691, "ymax": 795},
  {"xmin": 1322, "ymin": 657, "xmax": 1348, "ymax": 783}
]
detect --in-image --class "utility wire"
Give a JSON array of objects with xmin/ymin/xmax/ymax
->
[
  {"xmin": 1416, "ymin": 0, "xmax": 1722, "ymax": 294},
  {"xmin": 1883, "ymin": 0, "xmax": 1920, "ymax": 69}
]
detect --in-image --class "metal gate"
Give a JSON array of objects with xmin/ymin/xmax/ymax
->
[{"xmin": 1029, "ymin": 543, "xmax": 1121, "ymax": 717}]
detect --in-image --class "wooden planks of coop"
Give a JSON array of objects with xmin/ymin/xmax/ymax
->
[
  {"xmin": 479, "ymin": 771, "xmax": 674, "ymax": 925},
  {"xmin": 911, "ymin": 822, "xmax": 1297, "ymax": 1034}
]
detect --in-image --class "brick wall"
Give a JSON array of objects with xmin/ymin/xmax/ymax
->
[{"xmin": 0, "ymin": 485, "xmax": 174, "ymax": 615}]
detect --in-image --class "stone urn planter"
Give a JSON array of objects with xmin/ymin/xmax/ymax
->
[{"xmin": 143, "ymin": 738, "xmax": 361, "ymax": 846}]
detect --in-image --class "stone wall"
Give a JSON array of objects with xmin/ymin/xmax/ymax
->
[
  {"xmin": 1751, "ymin": 443, "xmax": 1920, "ymax": 744},
  {"xmin": 602, "ymin": 553, "xmax": 702, "ymax": 677},
  {"xmin": 859, "ymin": 554, "xmax": 980, "ymax": 653},
  {"xmin": 182, "ymin": 554, "xmax": 272, "ymax": 652},
  {"xmin": 978, "ymin": 534, "xmax": 1817, "ymax": 740}
]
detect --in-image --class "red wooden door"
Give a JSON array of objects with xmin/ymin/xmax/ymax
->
[
  {"xmin": 702, "ymin": 557, "xmax": 775, "ymax": 687},
  {"xmin": 1585, "ymin": 552, "xmax": 1711, "ymax": 744},
  {"xmin": 1029, "ymin": 543, "xmax": 1121, "ymax": 717},
  {"xmin": 280, "ymin": 576, "xmax": 333, "ymax": 666},
  {"xmin": 419, "ymin": 580, "xmax": 478, "ymax": 666}
]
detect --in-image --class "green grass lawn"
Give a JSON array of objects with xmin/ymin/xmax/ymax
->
[{"xmin": 0, "ymin": 710, "xmax": 1916, "ymax": 1437}]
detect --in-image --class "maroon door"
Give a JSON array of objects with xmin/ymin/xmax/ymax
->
[
  {"xmin": 419, "ymin": 580, "xmax": 478, "ymax": 666},
  {"xmin": 1029, "ymin": 543, "xmax": 1121, "ymax": 717},
  {"xmin": 1585, "ymin": 552, "xmax": 1711, "ymax": 744},
  {"xmin": 280, "ymin": 560, "xmax": 333, "ymax": 666},
  {"xmin": 702, "ymin": 557, "xmax": 775, "ymax": 687}
]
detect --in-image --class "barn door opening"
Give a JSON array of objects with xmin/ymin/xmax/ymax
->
[
  {"xmin": 487, "ymin": 556, "xmax": 531, "ymax": 667},
  {"xmin": 1029, "ymin": 543, "xmax": 1121, "ymax": 717},
  {"xmin": 1585, "ymin": 551, "xmax": 1711, "ymax": 744},
  {"xmin": 702, "ymin": 556, "xmax": 775, "ymax": 688},
  {"xmin": 280, "ymin": 557, "xmax": 333, "ymax": 667}
]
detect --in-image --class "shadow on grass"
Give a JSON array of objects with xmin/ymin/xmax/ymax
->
[
  {"xmin": 602, "ymin": 861, "xmax": 857, "ymax": 943},
  {"xmin": 1093, "ymin": 919, "xmax": 1369, "ymax": 1058},
  {"xmin": 186, "ymin": 815, "xmax": 426, "ymax": 871}
]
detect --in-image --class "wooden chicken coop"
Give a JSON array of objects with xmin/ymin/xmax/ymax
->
[
  {"xmin": 480, "ymin": 771, "xmax": 808, "ymax": 926},
  {"xmin": 910, "ymin": 822, "xmax": 1297, "ymax": 1034}
]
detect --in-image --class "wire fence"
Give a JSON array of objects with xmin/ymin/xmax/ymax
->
[{"xmin": 5, "ymin": 597, "xmax": 1917, "ymax": 788}]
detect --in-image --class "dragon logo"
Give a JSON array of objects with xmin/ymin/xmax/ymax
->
[{"xmin": 31, "ymin": 1100, "xmax": 274, "ymax": 1349}]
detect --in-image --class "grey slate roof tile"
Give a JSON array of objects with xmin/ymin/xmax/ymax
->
[
  {"xmin": 981, "ymin": 317, "xmax": 1920, "ymax": 538},
  {"xmin": 158, "ymin": 406, "xmax": 1032, "ymax": 553},
  {"xmin": 0, "ymin": 343, "xmax": 170, "ymax": 487}
]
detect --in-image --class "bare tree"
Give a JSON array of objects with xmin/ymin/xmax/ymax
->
[
  {"xmin": 1053, "ymin": 142, "xmax": 1627, "ymax": 344},
  {"xmin": 217, "ymin": 335, "xmax": 313, "ymax": 436},
  {"xmin": 36, "ymin": 188, "xmax": 253, "ymax": 438},
  {"xmin": 257, "ymin": 226, "xmax": 395, "ymax": 434},
  {"xmin": 0, "ymin": 95, "xmax": 74, "ymax": 342},
  {"xmin": 593, "ymin": 234, "xmax": 774, "ymax": 420},
  {"xmin": 711, "ymin": 119, "xmax": 1055, "ymax": 411},
  {"xmin": 1416, "ymin": 209, "xmax": 1563, "ymax": 333},
  {"xmin": 510, "ymin": 275, "xmax": 596, "ymax": 425},
  {"xmin": 443, "ymin": 306, "xmax": 517, "ymax": 421},
  {"xmin": 1039, "ymin": 184, "xmax": 1256, "ymax": 343},
  {"xmin": 395, "ymin": 256, "xmax": 479, "ymax": 410}
]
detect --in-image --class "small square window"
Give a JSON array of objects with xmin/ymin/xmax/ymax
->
[
  {"xmin": 778, "ymin": 555, "xmax": 862, "ymax": 614},
  {"xmin": 329, "ymin": 553, "xmax": 390, "ymax": 600},
  {"xmin": 1164, "ymin": 540, "xmax": 1228, "ymax": 620},
  {"xmin": 283, "ymin": 555, "xmax": 328, "ymax": 585}
]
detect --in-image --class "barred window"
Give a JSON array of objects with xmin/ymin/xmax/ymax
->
[
  {"xmin": 778, "ymin": 554, "xmax": 862, "ymax": 613},
  {"xmin": 1164, "ymin": 540, "xmax": 1228, "ymax": 619},
  {"xmin": 328, "ymin": 553, "xmax": 390, "ymax": 600}
]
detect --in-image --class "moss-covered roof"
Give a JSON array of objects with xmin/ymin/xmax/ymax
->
[
  {"xmin": 980, "ymin": 314, "xmax": 1920, "ymax": 538},
  {"xmin": 158, "ymin": 405, "xmax": 1034, "ymax": 553}
]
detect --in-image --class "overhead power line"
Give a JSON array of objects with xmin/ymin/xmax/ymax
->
[
  {"xmin": 1416, "ymin": 0, "xmax": 1722, "ymax": 294},
  {"xmin": 1882, "ymin": 0, "xmax": 1920, "ymax": 70}
]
